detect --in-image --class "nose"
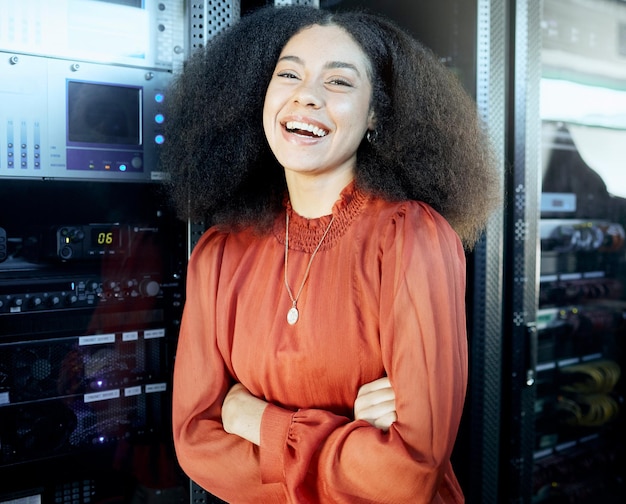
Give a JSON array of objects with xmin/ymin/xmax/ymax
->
[{"xmin": 293, "ymin": 80, "xmax": 322, "ymax": 108}]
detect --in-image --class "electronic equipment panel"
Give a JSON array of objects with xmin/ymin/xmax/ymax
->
[
  {"xmin": 0, "ymin": 54, "xmax": 170, "ymax": 182},
  {"xmin": 0, "ymin": 0, "xmax": 185, "ymax": 183},
  {"xmin": 0, "ymin": 179, "xmax": 187, "ymax": 502},
  {"xmin": 0, "ymin": 0, "xmax": 186, "ymax": 71}
]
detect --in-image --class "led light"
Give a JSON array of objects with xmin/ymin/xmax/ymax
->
[
  {"xmin": 119, "ymin": 164, "xmax": 127, "ymax": 172},
  {"xmin": 155, "ymin": 113, "xmax": 164, "ymax": 124},
  {"xmin": 155, "ymin": 134, "xmax": 165, "ymax": 145},
  {"xmin": 155, "ymin": 93, "xmax": 164, "ymax": 103}
]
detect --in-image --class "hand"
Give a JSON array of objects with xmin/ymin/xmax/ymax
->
[
  {"xmin": 354, "ymin": 377, "xmax": 397, "ymax": 431},
  {"xmin": 221, "ymin": 383, "xmax": 268, "ymax": 446}
]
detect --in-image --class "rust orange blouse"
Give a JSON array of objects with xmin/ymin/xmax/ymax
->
[{"xmin": 172, "ymin": 183, "xmax": 468, "ymax": 503}]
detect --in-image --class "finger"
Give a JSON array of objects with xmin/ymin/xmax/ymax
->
[
  {"xmin": 374, "ymin": 411, "xmax": 398, "ymax": 431},
  {"xmin": 225, "ymin": 382, "xmax": 245, "ymax": 399},
  {"xmin": 354, "ymin": 386, "xmax": 395, "ymax": 412},
  {"xmin": 355, "ymin": 398, "xmax": 396, "ymax": 422},
  {"xmin": 358, "ymin": 376, "xmax": 392, "ymax": 396}
]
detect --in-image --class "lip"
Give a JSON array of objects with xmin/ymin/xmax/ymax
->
[{"xmin": 279, "ymin": 115, "xmax": 331, "ymax": 143}]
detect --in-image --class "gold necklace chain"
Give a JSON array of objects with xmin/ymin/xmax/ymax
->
[{"xmin": 284, "ymin": 211, "xmax": 335, "ymax": 325}]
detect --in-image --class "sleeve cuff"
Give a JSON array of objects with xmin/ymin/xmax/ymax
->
[{"xmin": 259, "ymin": 403, "xmax": 295, "ymax": 484}]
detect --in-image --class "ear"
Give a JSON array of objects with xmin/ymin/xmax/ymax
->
[{"xmin": 367, "ymin": 109, "xmax": 376, "ymax": 131}]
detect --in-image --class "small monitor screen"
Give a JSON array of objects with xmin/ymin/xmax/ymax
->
[{"xmin": 68, "ymin": 81, "xmax": 141, "ymax": 146}]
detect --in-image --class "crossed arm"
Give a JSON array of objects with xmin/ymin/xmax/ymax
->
[{"xmin": 221, "ymin": 377, "xmax": 397, "ymax": 446}]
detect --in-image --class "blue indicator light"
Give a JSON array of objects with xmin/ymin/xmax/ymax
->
[
  {"xmin": 155, "ymin": 134, "xmax": 165, "ymax": 145},
  {"xmin": 155, "ymin": 93, "xmax": 164, "ymax": 103},
  {"xmin": 155, "ymin": 113, "xmax": 164, "ymax": 124},
  {"xmin": 119, "ymin": 164, "xmax": 127, "ymax": 171}
]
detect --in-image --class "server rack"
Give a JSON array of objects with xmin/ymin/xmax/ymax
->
[
  {"xmin": 0, "ymin": 1, "xmax": 189, "ymax": 502},
  {"xmin": 524, "ymin": 1, "xmax": 626, "ymax": 502},
  {"xmin": 500, "ymin": 0, "xmax": 626, "ymax": 502}
]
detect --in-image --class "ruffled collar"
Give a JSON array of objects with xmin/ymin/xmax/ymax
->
[{"xmin": 273, "ymin": 181, "xmax": 369, "ymax": 253}]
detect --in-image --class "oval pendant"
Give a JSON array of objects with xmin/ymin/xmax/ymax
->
[{"xmin": 287, "ymin": 306, "xmax": 299, "ymax": 325}]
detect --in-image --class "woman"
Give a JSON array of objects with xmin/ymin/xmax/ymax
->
[{"xmin": 163, "ymin": 5, "xmax": 500, "ymax": 503}]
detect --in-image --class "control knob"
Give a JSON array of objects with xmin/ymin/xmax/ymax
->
[
  {"xmin": 139, "ymin": 279, "xmax": 160, "ymax": 297},
  {"xmin": 29, "ymin": 296, "xmax": 43, "ymax": 308},
  {"xmin": 47, "ymin": 295, "xmax": 61, "ymax": 308},
  {"xmin": 59, "ymin": 246, "xmax": 73, "ymax": 260}
]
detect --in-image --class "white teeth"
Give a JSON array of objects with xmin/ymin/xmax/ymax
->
[{"xmin": 285, "ymin": 121, "xmax": 328, "ymax": 137}]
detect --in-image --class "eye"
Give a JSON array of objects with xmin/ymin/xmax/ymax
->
[
  {"xmin": 277, "ymin": 71, "xmax": 299, "ymax": 80},
  {"xmin": 327, "ymin": 77, "xmax": 354, "ymax": 87}
]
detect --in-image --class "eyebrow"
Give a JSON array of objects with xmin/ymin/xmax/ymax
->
[{"xmin": 277, "ymin": 55, "xmax": 362, "ymax": 77}]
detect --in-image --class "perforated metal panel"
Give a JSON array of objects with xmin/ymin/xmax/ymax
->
[
  {"xmin": 467, "ymin": 2, "xmax": 507, "ymax": 503},
  {"xmin": 155, "ymin": 0, "xmax": 187, "ymax": 72},
  {"xmin": 185, "ymin": 0, "xmax": 241, "ymax": 257},
  {"xmin": 187, "ymin": 0, "xmax": 240, "ymax": 54}
]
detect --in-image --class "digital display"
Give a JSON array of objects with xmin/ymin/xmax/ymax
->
[
  {"xmin": 68, "ymin": 81, "xmax": 141, "ymax": 146},
  {"xmin": 91, "ymin": 227, "xmax": 121, "ymax": 249}
]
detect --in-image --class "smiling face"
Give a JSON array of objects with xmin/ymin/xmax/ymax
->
[{"xmin": 263, "ymin": 24, "xmax": 375, "ymax": 183}]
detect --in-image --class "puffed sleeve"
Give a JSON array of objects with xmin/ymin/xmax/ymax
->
[
  {"xmin": 256, "ymin": 202, "xmax": 468, "ymax": 503},
  {"xmin": 172, "ymin": 229, "xmax": 286, "ymax": 502}
]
